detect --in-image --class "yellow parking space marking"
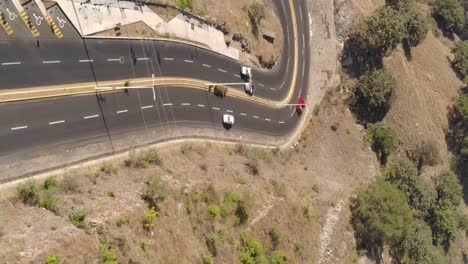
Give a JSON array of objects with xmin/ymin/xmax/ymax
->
[
  {"xmin": 20, "ymin": 11, "xmax": 40, "ymax": 37},
  {"xmin": 0, "ymin": 12, "xmax": 14, "ymax": 35},
  {"xmin": 45, "ymin": 15, "xmax": 63, "ymax": 39}
]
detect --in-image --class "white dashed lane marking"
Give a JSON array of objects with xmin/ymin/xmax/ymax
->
[
  {"xmin": 11, "ymin": 126, "xmax": 28, "ymax": 131},
  {"xmin": 79, "ymin": 59, "xmax": 93, "ymax": 63},
  {"xmin": 218, "ymin": 68, "xmax": 227, "ymax": 73},
  {"xmin": 184, "ymin": 60, "xmax": 194, "ymax": 63},
  {"xmin": 265, "ymin": 118, "xmax": 271, "ymax": 122},
  {"xmin": 202, "ymin": 64, "xmax": 211, "ymax": 68},
  {"xmin": 181, "ymin": 103, "xmax": 191, "ymax": 106},
  {"xmin": 233, "ymin": 74, "xmax": 241, "ymax": 78},
  {"xmin": 278, "ymin": 121, "xmax": 285, "ymax": 124},
  {"xmin": 107, "ymin": 58, "xmax": 121, "ymax": 62},
  {"xmin": 49, "ymin": 120, "xmax": 65, "ymax": 125},
  {"xmin": 258, "ymin": 83, "xmax": 265, "ymax": 87},
  {"xmin": 212, "ymin": 107, "xmax": 220, "ymax": 110},
  {"xmin": 163, "ymin": 58, "xmax": 175, "ymax": 61},
  {"xmin": 253, "ymin": 116, "xmax": 259, "ymax": 119},
  {"xmin": 240, "ymin": 113, "xmax": 247, "ymax": 116},
  {"xmin": 116, "ymin": 110, "xmax": 128, "ymax": 114},
  {"xmin": 163, "ymin": 103, "xmax": 173, "ymax": 106},
  {"xmin": 141, "ymin": 105, "xmax": 153, "ymax": 109},
  {"xmin": 137, "ymin": 58, "xmax": 150, "ymax": 61},
  {"xmin": 42, "ymin": 60, "xmax": 61, "ymax": 64},
  {"xmin": 197, "ymin": 104, "xmax": 205, "ymax": 107},
  {"xmin": 2, "ymin": 62, "xmax": 21, "ymax": 66},
  {"xmin": 226, "ymin": 110, "xmax": 233, "ymax": 113},
  {"xmin": 83, "ymin": 114, "xmax": 100, "ymax": 119}
]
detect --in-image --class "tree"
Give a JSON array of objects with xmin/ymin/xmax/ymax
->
[
  {"xmin": 452, "ymin": 41, "xmax": 468, "ymax": 82},
  {"xmin": 385, "ymin": 158, "xmax": 436, "ymax": 215},
  {"xmin": 399, "ymin": 220, "xmax": 444, "ymax": 264},
  {"xmin": 247, "ymin": 2, "xmax": 266, "ymax": 37},
  {"xmin": 434, "ymin": 171, "xmax": 463, "ymax": 207},
  {"xmin": 354, "ymin": 70, "xmax": 397, "ymax": 122},
  {"xmin": 349, "ymin": 6, "xmax": 405, "ymax": 58},
  {"xmin": 351, "ymin": 179, "xmax": 413, "ymax": 256},
  {"xmin": 403, "ymin": 7, "xmax": 428, "ymax": 47},
  {"xmin": 368, "ymin": 123, "xmax": 398, "ymax": 164},
  {"xmin": 430, "ymin": 201, "xmax": 461, "ymax": 245},
  {"xmin": 431, "ymin": 0, "xmax": 465, "ymax": 34},
  {"xmin": 386, "ymin": 0, "xmax": 413, "ymax": 11},
  {"xmin": 240, "ymin": 232, "xmax": 267, "ymax": 264}
]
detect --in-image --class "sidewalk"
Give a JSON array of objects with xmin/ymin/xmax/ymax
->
[{"xmin": 54, "ymin": 0, "xmax": 239, "ymax": 60}]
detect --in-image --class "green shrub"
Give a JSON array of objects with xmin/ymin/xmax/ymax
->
[
  {"xmin": 115, "ymin": 216, "xmax": 129, "ymax": 227},
  {"xmin": 39, "ymin": 192, "xmax": 60, "ymax": 214},
  {"xmin": 430, "ymin": 201, "xmax": 461, "ymax": 245},
  {"xmin": 46, "ymin": 255, "xmax": 60, "ymax": 264},
  {"xmin": 207, "ymin": 205, "xmax": 221, "ymax": 218},
  {"xmin": 236, "ymin": 144, "xmax": 270, "ymax": 161},
  {"xmin": 269, "ymin": 250, "xmax": 288, "ymax": 264},
  {"xmin": 106, "ymin": 190, "xmax": 115, "ymax": 198},
  {"xmin": 246, "ymin": 2, "xmax": 266, "ymax": 37},
  {"xmin": 125, "ymin": 149, "xmax": 163, "ymax": 168},
  {"xmin": 69, "ymin": 211, "xmax": 87, "ymax": 229},
  {"xmin": 201, "ymin": 253, "xmax": 214, "ymax": 264},
  {"xmin": 43, "ymin": 177, "xmax": 59, "ymax": 190},
  {"xmin": 142, "ymin": 207, "xmax": 158, "ymax": 231},
  {"xmin": 409, "ymin": 141, "xmax": 441, "ymax": 169},
  {"xmin": 431, "ymin": 0, "xmax": 465, "ymax": 34},
  {"xmin": 269, "ymin": 226, "xmax": 281, "ymax": 250},
  {"xmin": 399, "ymin": 220, "xmax": 444, "ymax": 264},
  {"xmin": 142, "ymin": 175, "xmax": 168, "ymax": 208},
  {"xmin": 60, "ymin": 172, "xmax": 80, "ymax": 193},
  {"xmin": 100, "ymin": 162, "xmax": 117, "ymax": 175},
  {"xmin": 99, "ymin": 238, "xmax": 119, "ymax": 264},
  {"xmin": 385, "ymin": 158, "xmax": 436, "ymax": 215},
  {"xmin": 16, "ymin": 180, "xmax": 39, "ymax": 206},
  {"xmin": 351, "ymin": 178, "xmax": 413, "ymax": 254},
  {"xmin": 368, "ymin": 123, "xmax": 398, "ymax": 164},
  {"xmin": 434, "ymin": 171, "xmax": 463, "ymax": 207},
  {"xmin": 176, "ymin": 0, "xmax": 192, "ymax": 10},
  {"xmin": 353, "ymin": 70, "xmax": 396, "ymax": 122},
  {"xmin": 452, "ymin": 41, "xmax": 468, "ymax": 82},
  {"xmin": 240, "ymin": 232, "xmax": 267, "ymax": 264}
]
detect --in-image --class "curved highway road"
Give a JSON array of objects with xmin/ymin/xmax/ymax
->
[{"xmin": 0, "ymin": 0, "xmax": 310, "ymax": 175}]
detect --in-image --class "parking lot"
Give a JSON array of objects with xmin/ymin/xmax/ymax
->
[{"xmin": 0, "ymin": 0, "xmax": 77, "ymax": 41}]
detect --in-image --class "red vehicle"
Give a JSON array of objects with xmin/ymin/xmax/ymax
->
[{"xmin": 296, "ymin": 97, "xmax": 306, "ymax": 114}]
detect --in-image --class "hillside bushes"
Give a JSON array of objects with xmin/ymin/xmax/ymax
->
[{"xmin": 431, "ymin": 0, "xmax": 465, "ymax": 35}]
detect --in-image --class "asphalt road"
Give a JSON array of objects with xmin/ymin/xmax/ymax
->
[{"xmin": 0, "ymin": 0, "xmax": 310, "ymax": 162}]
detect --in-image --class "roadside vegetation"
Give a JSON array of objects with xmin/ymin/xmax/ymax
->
[{"xmin": 345, "ymin": 0, "xmax": 467, "ymax": 262}]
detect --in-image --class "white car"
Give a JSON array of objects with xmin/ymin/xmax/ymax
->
[
  {"xmin": 244, "ymin": 82, "xmax": 255, "ymax": 95},
  {"xmin": 223, "ymin": 114, "xmax": 235, "ymax": 125},
  {"xmin": 241, "ymin": 66, "xmax": 252, "ymax": 80}
]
